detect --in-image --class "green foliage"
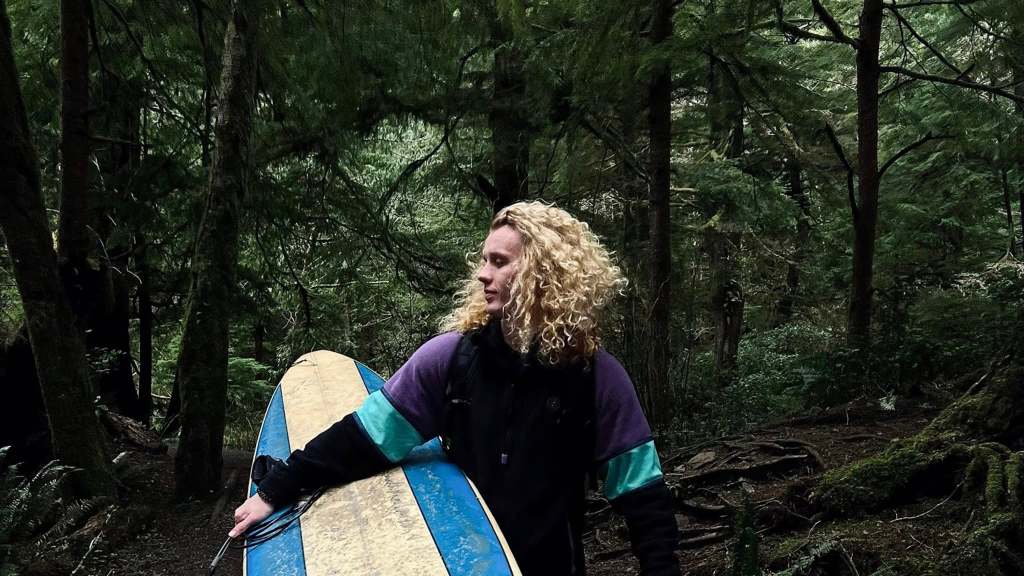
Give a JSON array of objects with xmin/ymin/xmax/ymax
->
[
  {"xmin": 0, "ymin": 447, "xmax": 110, "ymax": 574},
  {"xmin": 224, "ymin": 357, "xmax": 276, "ymax": 449},
  {"xmin": 731, "ymin": 496, "xmax": 760, "ymax": 576}
]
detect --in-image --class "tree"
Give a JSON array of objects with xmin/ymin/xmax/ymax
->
[
  {"xmin": 0, "ymin": 0, "xmax": 115, "ymax": 498},
  {"xmin": 487, "ymin": 1, "xmax": 531, "ymax": 211},
  {"xmin": 646, "ymin": 0, "xmax": 674, "ymax": 430},
  {"xmin": 174, "ymin": 0, "xmax": 259, "ymax": 499},
  {"xmin": 704, "ymin": 0, "xmax": 749, "ymax": 383}
]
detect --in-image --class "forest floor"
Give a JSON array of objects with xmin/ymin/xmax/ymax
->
[{"xmin": 35, "ymin": 398, "xmax": 951, "ymax": 576}]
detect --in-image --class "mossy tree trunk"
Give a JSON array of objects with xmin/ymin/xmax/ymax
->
[
  {"xmin": 173, "ymin": 0, "xmax": 259, "ymax": 500},
  {"xmin": 0, "ymin": 0, "xmax": 115, "ymax": 498}
]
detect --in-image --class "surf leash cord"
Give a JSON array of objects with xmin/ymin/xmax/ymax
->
[{"xmin": 208, "ymin": 487, "xmax": 325, "ymax": 576}]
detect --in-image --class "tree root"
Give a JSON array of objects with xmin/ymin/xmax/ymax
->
[{"xmin": 813, "ymin": 359, "xmax": 1024, "ymax": 575}]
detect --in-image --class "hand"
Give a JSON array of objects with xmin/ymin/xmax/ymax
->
[{"xmin": 229, "ymin": 493, "xmax": 274, "ymax": 538}]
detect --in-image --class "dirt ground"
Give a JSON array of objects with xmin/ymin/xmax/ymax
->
[{"xmin": 39, "ymin": 399, "xmax": 947, "ymax": 576}]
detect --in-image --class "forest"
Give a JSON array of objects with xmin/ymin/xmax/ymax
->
[{"xmin": 0, "ymin": 0, "xmax": 1022, "ymax": 574}]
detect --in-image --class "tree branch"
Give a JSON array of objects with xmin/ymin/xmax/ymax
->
[
  {"xmin": 886, "ymin": 0, "xmax": 982, "ymax": 7},
  {"xmin": 954, "ymin": 4, "xmax": 1021, "ymax": 46},
  {"xmin": 811, "ymin": 0, "xmax": 859, "ymax": 48},
  {"xmin": 886, "ymin": 6, "xmax": 965, "ymax": 77},
  {"xmin": 824, "ymin": 123, "xmax": 858, "ymax": 220},
  {"xmin": 880, "ymin": 65, "xmax": 1024, "ymax": 104},
  {"xmin": 771, "ymin": 0, "xmax": 856, "ymax": 45},
  {"xmin": 878, "ymin": 132, "xmax": 951, "ymax": 180}
]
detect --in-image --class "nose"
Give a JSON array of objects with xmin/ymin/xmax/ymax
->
[{"xmin": 477, "ymin": 263, "xmax": 492, "ymax": 285}]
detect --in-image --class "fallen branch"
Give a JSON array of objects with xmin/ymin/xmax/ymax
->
[{"xmin": 670, "ymin": 454, "xmax": 810, "ymax": 486}]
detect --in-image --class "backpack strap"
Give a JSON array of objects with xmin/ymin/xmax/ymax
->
[{"xmin": 441, "ymin": 332, "xmax": 479, "ymax": 457}]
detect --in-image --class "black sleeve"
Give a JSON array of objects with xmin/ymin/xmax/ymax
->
[
  {"xmin": 610, "ymin": 478, "xmax": 681, "ymax": 576},
  {"xmin": 255, "ymin": 413, "xmax": 392, "ymax": 506}
]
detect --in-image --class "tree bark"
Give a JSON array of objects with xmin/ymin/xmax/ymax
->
[
  {"xmin": 488, "ymin": 9, "xmax": 529, "ymax": 211},
  {"xmin": 174, "ymin": 0, "xmax": 259, "ymax": 499},
  {"xmin": 646, "ymin": 0, "xmax": 674, "ymax": 430},
  {"xmin": 705, "ymin": 4, "xmax": 745, "ymax": 384},
  {"xmin": 1011, "ymin": 19, "xmax": 1024, "ymax": 254},
  {"xmin": 1000, "ymin": 169, "xmax": 1016, "ymax": 256},
  {"xmin": 847, "ymin": 0, "xmax": 883, "ymax": 348},
  {"xmin": 617, "ymin": 6, "xmax": 651, "ymax": 415},
  {"xmin": 0, "ymin": 0, "xmax": 115, "ymax": 498},
  {"xmin": 56, "ymin": 0, "xmax": 91, "ymax": 268},
  {"xmin": 776, "ymin": 162, "xmax": 811, "ymax": 324},
  {"xmin": 55, "ymin": 0, "xmax": 141, "ymax": 419},
  {"xmin": 137, "ymin": 234, "xmax": 153, "ymax": 426}
]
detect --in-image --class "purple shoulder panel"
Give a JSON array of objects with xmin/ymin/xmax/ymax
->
[
  {"xmin": 592, "ymin": 349, "xmax": 653, "ymax": 463},
  {"xmin": 381, "ymin": 331, "xmax": 461, "ymax": 439}
]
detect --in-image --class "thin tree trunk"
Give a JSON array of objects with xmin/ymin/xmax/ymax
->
[
  {"xmin": 705, "ymin": 6, "xmax": 745, "ymax": 384},
  {"xmin": 253, "ymin": 318, "xmax": 265, "ymax": 363},
  {"xmin": 191, "ymin": 0, "xmax": 216, "ymax": 168},
  {"xmin": 174, "ymin": 0, "xmax": 259, "ymax": 499},
  {"xmin": 137, "ymin": 234, "xmax": 153, "ymax": 426},
  {"xmin": 1001, "ymin": 169, "xmax": 1016, "ymax": 256},
  {"xmin": 1012, "ymin": 24, "xmax": 1024, "ymax": 254},
  {"xmin": 646, "ymin": 0, "xmax": 674, "ymax": 430},
  {"xmin": 489, "ymin": 10, "xmax": 529, "ymax": 211},
  {"xmin": 847, "ymin": 0, "xmax": 883, "ymax": 348},
  {"xmin": 776, "ymin": 161, "xmax": 811, "ymax": 324},
  {"xmin": 0, "ymin": 0, "xmax": 115, "ymax": 497},
  {"xmin": 619, "ymin": 6, "xmax": 650, "ymax": 414}
]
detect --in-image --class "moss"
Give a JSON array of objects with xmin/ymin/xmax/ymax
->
[
  {"xmin": 1006, "ymin": 452, "xmax": 1021, "ymax": 513},
  {"xmin": 817, "ymin": 434, "xmax": 967, "ymax": 516}
]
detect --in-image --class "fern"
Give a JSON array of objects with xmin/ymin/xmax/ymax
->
[{"xmin": 0, "ymin": 448, "xmax": 84, "ymax": 546}]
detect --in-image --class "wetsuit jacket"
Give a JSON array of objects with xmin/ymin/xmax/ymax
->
[{"xmin": 258, "ymin": 323, "xmax": 680, "ymax": 575}]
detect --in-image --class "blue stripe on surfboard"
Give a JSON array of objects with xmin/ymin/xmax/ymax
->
[
  {"xmin": 355, "ymin": 362, "xmax": 514, "ymax": 575},
  {"xmin": 246, "ymin": 385, "xmax": 307, "ymax": 576}
]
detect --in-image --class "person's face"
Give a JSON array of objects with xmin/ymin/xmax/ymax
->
[{"xmin": 478, "ymin": 225, "xmax": 523, "ymax": 318}]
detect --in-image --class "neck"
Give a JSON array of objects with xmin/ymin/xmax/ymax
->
[{"xmin": 499, "ymin": 317, "xmax": 515, "ymax": 348}]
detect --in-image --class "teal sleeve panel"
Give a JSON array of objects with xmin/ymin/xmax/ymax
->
[
  {"xmin": 601, "ymin": 440, "xmax": 664, "ymax": 500},
  {"xmin": 354, "ymin": 390, "xmax": 424, "ymax": 463}
]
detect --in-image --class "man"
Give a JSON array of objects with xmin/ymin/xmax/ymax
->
[{"xmin": 231, "ymin": 202, "xmax": 680, "ymax": 575}]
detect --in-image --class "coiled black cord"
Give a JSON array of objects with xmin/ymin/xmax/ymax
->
[{"xmin": 208, "ymin": 488, "xmax": 326, "ymax": 575}]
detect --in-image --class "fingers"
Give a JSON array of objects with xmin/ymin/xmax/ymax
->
[{"xmin": 229, "ymin": 508, "xmax": 249, "ymax": 538}]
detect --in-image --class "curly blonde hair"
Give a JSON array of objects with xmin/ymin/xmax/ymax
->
[{"xmin": 441, "ymin": 201, "xmax": 626, "ymax": 366}]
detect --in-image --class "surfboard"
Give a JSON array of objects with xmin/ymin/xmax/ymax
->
[{"xmin": 243, "ymin": 350, "xmax": 522, "ymax": 576}]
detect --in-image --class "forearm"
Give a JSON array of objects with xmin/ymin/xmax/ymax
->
[
  {"xmin": 612, "ymin": 479, "xmax": 680, "ymax": 576},
  {"xmin": 256, "ymin": 413, "xmax": 391, "ymax": 506}
]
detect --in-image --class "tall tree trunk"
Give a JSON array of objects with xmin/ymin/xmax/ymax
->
[
  {"xmin": 847, "ymin": 0, "xmax": 883, "ymax": 348},
  {"xmin": 646, "ymin": 0, "xmax": 674, "ymax": 430},
  {"xmin": 706, "ymin": 7, "xmax": 745, "ymax": 384},
  {"xmin": 0, "ymin": 0, "xmax": 115, "ymax": 497},
  {"xmin": 618, "ymin": 6, "xmax": 651, "ymax": 414},
  {"xmin": 1011, "ymin": 19, "xmax": 1024, "ymax": 254},
  {"xmin": 174, "ymin": 0, "xmax": 258, "ymax": 499},
  {"xmin": 137, "ymin": 234, "xmax": 153, "ymax": 426},
  {"xmin": 776, "ymin": 161, "xmax": 811, "ymax": 324},
  {"xmin": 1001, "ymin": 169, "xmax": 1017, "ymax": 257},
  {"xmin": 191, "ymin": 0, "xmax": 216, "ymax": 168},
  {"xmin": 253, "ymin": 318, "xmax": 266, "ymax": 363},
  {"xmin": 56, "ymin": 0, "xmax": 91, "ymax": 268},
  {"xmin": 56, "ymin": 0, "xmax": 140, "ymax": 419},
  {"xmin": 489, "ymin": 11, "xmax": 529, "ymax": 211}
]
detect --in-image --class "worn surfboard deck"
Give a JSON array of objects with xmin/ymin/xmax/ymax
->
[{"xmin": 243, "ymin": 350, "xmax": 521, "ymax": 576}]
